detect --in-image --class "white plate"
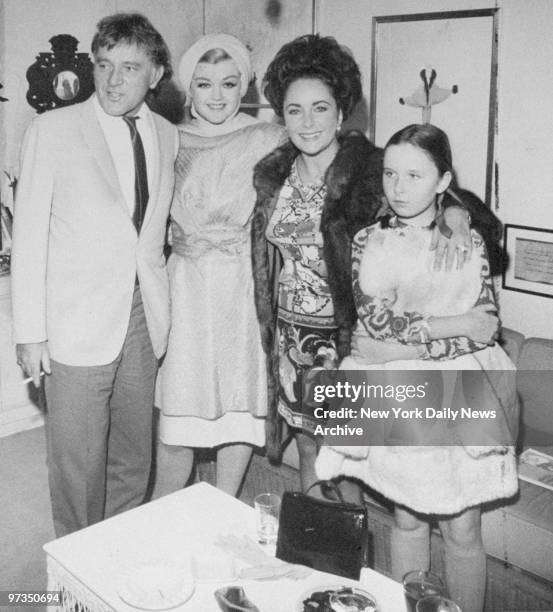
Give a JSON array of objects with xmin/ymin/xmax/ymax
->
[
  {"xmin": 117, "ymin": 563, "xmax": 195, "ymax": 610},
  {"xmin": 297, "ymin": 584, "xmax": 379, "ymax": 612}
]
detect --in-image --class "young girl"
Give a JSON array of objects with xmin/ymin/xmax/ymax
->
[
  {"xmin": 316, "ymin": 124, "xmax": 518, "ymax": 612},
  {"xmin": 153, "ymin": 34, "xmax": 284, "ymax": 498}
]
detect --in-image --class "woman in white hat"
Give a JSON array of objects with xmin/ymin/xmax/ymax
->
[{"xmin": 153, "ymin": 34, "xmax": 285, "ymax": 497}]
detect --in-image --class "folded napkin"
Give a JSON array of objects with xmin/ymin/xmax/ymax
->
[
  {"xmin": 214, "ymin": 534, "xmax": 311, "ymax": 581},
  {"xmin": 214, "ymin": 586, "xmax": 260, "ymax": 612}
]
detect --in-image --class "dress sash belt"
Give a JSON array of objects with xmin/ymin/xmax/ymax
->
[{"xmin": 171, "ymin": 223, "xmax": 249, "ymax": 258}]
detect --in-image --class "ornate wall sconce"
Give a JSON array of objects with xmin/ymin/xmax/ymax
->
[{"xmin": 26, "ymin": 34, "xmax": 94, "ymax": 113}]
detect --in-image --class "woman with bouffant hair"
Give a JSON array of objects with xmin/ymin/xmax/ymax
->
[
  {"xmin": 251, "ymin": 34, "xmax": 495, "ymax": 496},
  {"xmin": 262, "ymin": 34, "xmax": 362, "ymax": 123}
]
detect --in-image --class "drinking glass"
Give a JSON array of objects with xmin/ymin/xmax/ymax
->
[
  {"xmin": 416, "ymin": 595, "xmax": 462, "ymax": 612},
  {"xmin": 403, "ymin": 570, "xmax": 447, "ymax": 612},
  {"xmin": 254, "ymin": 493, "xmax": 280, "ymax": 545}
]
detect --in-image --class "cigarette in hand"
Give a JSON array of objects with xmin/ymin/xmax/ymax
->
[{"xmin": 22, "ymin": 371, "xmax": 45, "ymax": 384}]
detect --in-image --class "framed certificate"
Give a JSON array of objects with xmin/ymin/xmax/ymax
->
[{"xmin": 503, "ymin": 224, "xmax": 553, "ymax": 298}]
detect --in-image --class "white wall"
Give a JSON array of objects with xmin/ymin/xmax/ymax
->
[
  {"xmin": 319, "ymin": 0, "xmax": 553, "ymax": 338},
  {"xmin": 493, "ymin": 0, "xmax": 553, "ymax": 338},
  {"xmin": 0, "ymin": 0, "xmax": 5, "ymax": 172}
]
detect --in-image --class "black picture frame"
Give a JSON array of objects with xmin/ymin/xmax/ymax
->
[{"xmin": 502, "ymin": 224, "xmax": 553, "ymax": 299}]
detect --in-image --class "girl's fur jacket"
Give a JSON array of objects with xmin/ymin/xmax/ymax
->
[{"xmin": 251, "ymin": 131, "xmax": 384, "ymax": 461}]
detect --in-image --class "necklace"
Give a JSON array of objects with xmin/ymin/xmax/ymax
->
[
  {"xmin": 295, "ymin": 156, "xmax": 325, "ymax": 187},
  {"xmin": 390, "ymin": 214, "xmax": 436, "ymax": 230},
  {"xmin": 290, "ymin": 161, "xmax": 327, "ymax": 204}
]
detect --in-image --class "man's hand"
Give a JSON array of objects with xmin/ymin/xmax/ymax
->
[
  {"xmin": 431, "ymin": 206, "xmax": 472, "ymax": 270},
  {"xmin": 16, "ymin": 342, "xmax": 51, "ymax": 388}
]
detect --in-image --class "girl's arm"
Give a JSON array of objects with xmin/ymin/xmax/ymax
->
[
  {"xmin": 352, "ymin": 229, "xmax": 498, "ymax": 363},
  {"xmin": 424, "ymin": 233, "xmax": 499, "ymax": 360},
  {"xmin": 350, "ymin": 333, "xmax": 421, "ymax": 365}
]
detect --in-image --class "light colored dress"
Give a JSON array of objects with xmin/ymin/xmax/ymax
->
[
  {"xmin": 266, "ymin": 161, "xmax": 338, "ymax": 433},
  {"xmin": 316, "ymin": 219, "xmax": 519, "ymax": 514},
  {"xmin": 158, "ymin": 119, "xmax": 284, "ymax": 447}
]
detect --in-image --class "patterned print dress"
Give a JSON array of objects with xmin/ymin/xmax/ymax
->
[{"xmin": 266, "ymin": 161, "xmax": 338, "ymax": 433}]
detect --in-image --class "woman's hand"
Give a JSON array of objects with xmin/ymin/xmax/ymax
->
[
  {"xmin": 312, "ymin": 346, "xmax": 338, "ymax": 369},
  {"xmin": 431, "ymin": 206, "xmax": 472, "ymax": 270},
  {"xmin": 461, "ymin": 304, "xmax": 499, "ymax": 344}
]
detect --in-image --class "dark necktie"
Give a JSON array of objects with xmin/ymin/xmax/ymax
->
[{"xmin": 123, "ymin": 116, "xmax": 149, "ymax": 233}]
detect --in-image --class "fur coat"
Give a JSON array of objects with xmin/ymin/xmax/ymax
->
[{"xmin": 251, "ymin": 131, "xmax": 384, "ymax": 461}]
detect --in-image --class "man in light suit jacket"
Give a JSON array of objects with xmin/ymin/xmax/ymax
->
[{"xmin": 11, "ymin": 13, "xmax": 179, "ymax": 536}]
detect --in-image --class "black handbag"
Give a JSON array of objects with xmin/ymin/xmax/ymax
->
[{"xmin": 275, "ymin": 480, "xmax": 371, "ymax": 580}]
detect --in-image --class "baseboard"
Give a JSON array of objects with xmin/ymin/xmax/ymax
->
[{"xmin": 0, "ymin": 403, "xmax": 44, "ymax": 438}]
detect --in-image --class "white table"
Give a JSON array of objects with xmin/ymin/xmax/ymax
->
[{"xmin": 44, "ymin": 482, "xmax": 406, "ymax": 611}]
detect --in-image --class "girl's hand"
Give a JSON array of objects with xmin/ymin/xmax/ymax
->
[
  {"xmin": 351, "ymin": 334, "xmax": 421, "ymax": 364},
  {"xmin": 462, "ymin": 304, "xmax": 499, "ymax": 344},
  {"xmin": 431, "ymin": 206, "xmax": 472, "ymax": 270},
  {"xmin": 350, "ymin": 335, "xmax": 384, "ymax": 365}
]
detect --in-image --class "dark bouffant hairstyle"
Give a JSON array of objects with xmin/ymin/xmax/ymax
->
[
  {"xmin": 263, "ymin": 34, "xmax": 362, "ymax": 120},
  {"xmin": 92, "ymin": 13, "xmax": 172, "ymax": 85}
]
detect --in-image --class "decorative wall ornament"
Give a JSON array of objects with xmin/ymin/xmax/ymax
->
[
  {"xmin": 26, "ymin": 34, "xmax": 94, "ymax": 113},
  {"xmin": 399, "ymin": 67, "xmax": 458, "ymax": 124}
]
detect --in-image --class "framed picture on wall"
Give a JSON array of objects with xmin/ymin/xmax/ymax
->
[
  {"xmin": 370, "ymin": 9, "xmax": 499, "ymax": 206},
  {"xmin": 503, "ymin": 224, "xmax": 553, "ymax": 299}
]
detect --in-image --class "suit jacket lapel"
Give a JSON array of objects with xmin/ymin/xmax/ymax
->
[
  {"xmin": 140, "ymin": 112, "xmax": 166, "ymax": 234},
  {"xmin": 79, "ymin": 97, "xmax": 128, "ymax": 213}
]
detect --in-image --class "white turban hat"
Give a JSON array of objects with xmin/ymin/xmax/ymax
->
[{"xmin": 178, "ymin": 33, "xmax": 252, "ymax": 100}]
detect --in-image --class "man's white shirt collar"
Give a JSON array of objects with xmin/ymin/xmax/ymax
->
[{"xmin": 92, "ymin": 94, "xmax": 157, "ymax": 218}]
